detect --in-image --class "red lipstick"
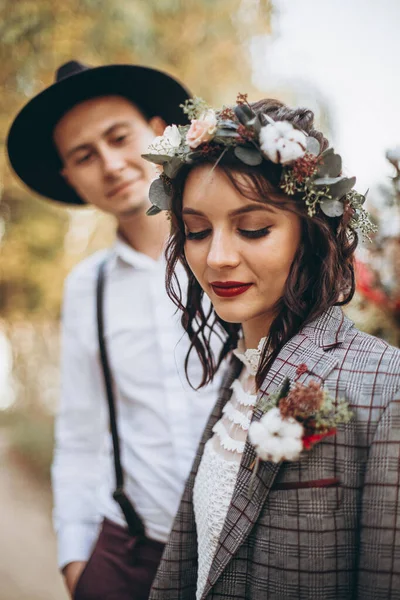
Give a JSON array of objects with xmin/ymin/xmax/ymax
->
[{"xmin": 210, "ymin": 281, "xmax": 253, "ymax": 298}]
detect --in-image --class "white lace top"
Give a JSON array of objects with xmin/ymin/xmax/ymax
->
[{"xmin": 193, "ymin": 338, "xmax": 265, "ymax": 599}]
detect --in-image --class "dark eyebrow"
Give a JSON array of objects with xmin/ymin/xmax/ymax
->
[
  {"xmin": 182, "ymin": 204, "xmax": 275, "ymax": 217},
  {"xmin": 65, "ymin": 122, "xmax": 132, "ymax": 159}
]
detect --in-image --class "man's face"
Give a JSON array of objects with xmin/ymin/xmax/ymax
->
[{"xmin": 53, "ymin": 96, "xmax": 164, "ymax": 217}]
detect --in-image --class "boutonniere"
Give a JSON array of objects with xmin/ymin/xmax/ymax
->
[{"xmin": 247, "ymin": 377, "xmax": 352, "ymax": 496}]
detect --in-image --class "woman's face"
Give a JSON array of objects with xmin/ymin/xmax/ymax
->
[{"xmin": 182, "ymin": 164, "xmax": 301, "ymax": 347}]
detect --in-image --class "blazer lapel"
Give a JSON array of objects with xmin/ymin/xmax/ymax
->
[{"xmin": 202, "ymin": 311, "xmax": 348, "ymax": 598}]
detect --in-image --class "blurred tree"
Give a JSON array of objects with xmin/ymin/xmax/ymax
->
[{"xmin": 0, "ymin": 0, "xmax": 274, "ymax": 320}]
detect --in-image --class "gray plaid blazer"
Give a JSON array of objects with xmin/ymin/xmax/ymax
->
[{"xmin": 150, "ymin": 307, "xmax": 400, "ymax": 599}]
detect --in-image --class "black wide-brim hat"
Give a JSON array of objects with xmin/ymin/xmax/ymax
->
[{"xmin": 7, "ymin": 61, "xmax": 191, "ymax": 205}]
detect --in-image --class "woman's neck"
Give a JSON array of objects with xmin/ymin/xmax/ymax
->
[{"xmin": 242, "ymin": 314, "xmax": 274, "ymax": 351}]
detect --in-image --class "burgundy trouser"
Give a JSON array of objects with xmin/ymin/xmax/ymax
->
[{"xmin": 73, "ymin": 518, "xmax": 165, "ymax": 600}]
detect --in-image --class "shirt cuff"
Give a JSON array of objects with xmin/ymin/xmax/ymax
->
[{"xmin": 57, "ymin": 522, "xmax": 101, "ymax": 571}]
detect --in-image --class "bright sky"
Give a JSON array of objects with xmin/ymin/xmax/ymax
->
[{"xmin": 251, "ymin": 0, "xmax": 400, "ymax": 193}]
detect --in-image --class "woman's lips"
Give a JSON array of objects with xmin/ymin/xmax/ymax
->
[{"xmin": 210, "ymin": 281, "xmax": 253, "ymax": 298}]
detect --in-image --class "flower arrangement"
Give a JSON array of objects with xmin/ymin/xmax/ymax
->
[
  {"xmin": 142, "ymin": 93, "xmax": 376, "ymax": 238},
  {"xmin": 248, "ymin": 377, "xmax": 352, "ymax": 466}
]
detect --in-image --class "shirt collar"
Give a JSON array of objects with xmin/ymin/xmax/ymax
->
[
  {"xmin": 300, "ymin": 306, "xmax": 354, "ymax": 349},
  {"xmin": 113, "ymin": 236, "xmax": 165, "ymax": 271}
]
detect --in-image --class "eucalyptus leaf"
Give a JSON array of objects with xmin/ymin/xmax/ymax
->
[
  {"xmin": 317, "ymin": 149, "xmax": 342, "ymax": 178},
  {"xmin": 252, "ymin": 114, "xmax": 263, "ymax": 134},
  {"xmin": 148, "ymin": 178, "xmax": 172, "ymax": 212},
  {"xmin": 234, "ymin": 103, "xmax": 256, "ymax": 126},
  {"xmin": 215, "ymin": 128, "xmax": 240, "ymax": 138},
  {"xmin": 185, "ymin": 151, "xmax": 203, "ymax": 163},
  {"xmin": 142, "ymin": 153, "xmax": 172, "ymax": 165},
  {"xmin": 306, "ymin": 136, "xmax": 320, "ymax": 156},
  {"xmin": 328, "ymin": 176, "xmax": 356, "ymax": 200},
  {"xmin": 277, "ymin": 377, "xmax": 291, "ymax": 401},
  {"xmin": 314, "ymin": 176, "xmax": 347, "ymax": 187},
  {"xmin": 146, "ymin": 205, "xmax": 162, "ymax": 216},
  {"xmin": 163, "ymin": 156, "xmax": 183, "ymax": 179},
  {"xmin": 234, "ymin": 145, "xmax": 262, "ymax": 166},
  {"xmin": 320, "ymin": 199, "xmax": 344, "ymax": 217},
  {"xmin": 360, "ymin": 189, "xmax": 369, "ymax": 205},
  {"xmin": 217, "ymin": 120, "xmax": 238, "ymax": 130}
]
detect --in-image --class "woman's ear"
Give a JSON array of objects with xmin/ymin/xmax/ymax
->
[{"xmin": 149, "ymin": 116, "xmax": 167, "ymax": 136}]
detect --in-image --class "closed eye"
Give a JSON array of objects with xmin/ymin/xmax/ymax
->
[
  {"xmin": 238, "ymin": 226, "xmax": 271, "ymax": 239},
  {"xmin": 114, "ymin": 134, "xmax": 129, "ymax": 144},
  {"xmin": 185, "ymin": 229, "xmax": 211, "ymax": 241},
  {"xmin": 75, "ymin": 152, "xmax": 93, "ymax": 165}
]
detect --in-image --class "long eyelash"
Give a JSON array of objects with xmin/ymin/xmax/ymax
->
[
  {"xmin": 185, "ymin": 229, "xmax": 211, "ymax": 240},
  {"xmin": 239, "ymin": 226, "xmax": 271, "ymax": 239}
]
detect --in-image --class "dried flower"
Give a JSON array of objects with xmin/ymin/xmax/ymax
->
[
  {"xmin": 219, "ymin": 106, "xmax": 236, "ymax": 120},
  {"xmin": 237, "ymin": 124, "xmax": 256, "ymax": 142},
  {"xmin": 279, "ymin": 380, "xmax": 324, "ymax": 420},
  {"xmin": 199, "ymin": 143, "xmax": 223, "ymax": 156},
  {"xmin": 160, "ymin": 172, "xmax": 172, "ymax": 192},
  {"xmin": 291, "ymin": 153, "xmax": 320, "ymax": 183},
  {"xmin": 236, "ymin": 92, "xmax": 249, "ymax": 105}
]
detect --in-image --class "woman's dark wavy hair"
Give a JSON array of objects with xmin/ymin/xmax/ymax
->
[{"xmin": 165, "ymin": 99, "xmax": 358, "ymax": 390}]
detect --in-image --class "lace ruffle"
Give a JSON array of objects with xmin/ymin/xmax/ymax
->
[
  {"xmin": 222, "ymin": 401, "xmax": 252, "ymax": 430},
  {"xmin": 231, "ymin": 379, "xmax": 257, "ymax": 407},
  {"xmin": 212, "ymin": 420, "xmax": 246, "ymax": 453}
]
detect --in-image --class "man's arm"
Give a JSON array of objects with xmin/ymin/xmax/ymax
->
[
  {"xmin": 51, "ymin": 271, "xmax": 108, "ymax": 590},
  {"xmin": 63, "ymin": 561, "xmax": 87, "ymax": 596},
  {"xmin": 357, "ymin": 391, "xmax": 400, "ymax": 599}
]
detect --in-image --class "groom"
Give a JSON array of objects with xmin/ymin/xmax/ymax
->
[{"xmin": 7, "ymin": 61, "xmax": 219, "ymax": 599}]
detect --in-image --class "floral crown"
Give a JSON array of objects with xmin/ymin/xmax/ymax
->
[{"xmin": 143, "ymin": 94, "xmax": 375, "ymax": 237}]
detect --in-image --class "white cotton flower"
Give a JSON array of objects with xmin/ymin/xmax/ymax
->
[
  {"xmin": 249, "ymin": 407, "xmax": 303, "ymax": 463},
  {"xmin": 259, "ymin": 121, "xmax": 307, "ymax": 165}
]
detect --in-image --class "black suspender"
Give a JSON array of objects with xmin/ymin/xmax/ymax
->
[{"xmin": 96, "ymin": 256, "xmax": 145, "ymax": 538}]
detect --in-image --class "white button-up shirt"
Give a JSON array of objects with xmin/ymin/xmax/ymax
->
[{"xmin": 51, "ymin": 238, "xmax": 221, "ymax": 569}]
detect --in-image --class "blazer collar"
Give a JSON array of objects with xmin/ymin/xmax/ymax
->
[
  {"xmin": 300, "ymin": 305, "xmax": 354, "ymax": 349},
  {"xmin": 201, "ymin": 307, "xmax": 353, "ymax": 599}
]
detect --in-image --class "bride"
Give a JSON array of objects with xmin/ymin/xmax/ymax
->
[{"xmin": 145, "ymin": 96, "xmax": 400, "ymax": 599}]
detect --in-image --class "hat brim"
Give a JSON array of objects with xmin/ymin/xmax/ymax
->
[{"xmin": 7, "ymin": 65, "xmax": 191, "ymax": 205}]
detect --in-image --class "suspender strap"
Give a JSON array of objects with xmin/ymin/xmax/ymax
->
[{"xmin": 96, "ymin": 256, "xmax": 145, "ymax": 537}]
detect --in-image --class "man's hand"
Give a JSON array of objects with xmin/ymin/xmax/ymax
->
[{"xmin": 63, "ymin": 560, "xmax": 87, "ymax": 597}]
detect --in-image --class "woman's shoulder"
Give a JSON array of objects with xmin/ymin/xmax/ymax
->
[
  {"xmin": 324, "ymin": 318, "xmax": 400, "ymax": 409},
  {"xmin": 298, "ymin": 307, "xmax": 400, "ymax": 405},
  {"xmin": 334, "ymin": 320, "xmax": 400, "ymax": 375},
  {"xmin": 302, "ymin": 306, "xmax": 400, "ymax": 374}
]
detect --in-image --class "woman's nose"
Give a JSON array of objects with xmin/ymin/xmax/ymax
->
[{"xmin": 207, "ymin": 230, "xmax": 240, "ymax": 270}]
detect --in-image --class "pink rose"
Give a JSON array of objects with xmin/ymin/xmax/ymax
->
[{"xmin": 186, "ymin": 110, "xmax": 217, "ymax": 149}]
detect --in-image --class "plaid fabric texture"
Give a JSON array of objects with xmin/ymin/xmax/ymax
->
[{"xmin": 150, "ymin": 307, "xmax": 400, "ymax": 599}]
